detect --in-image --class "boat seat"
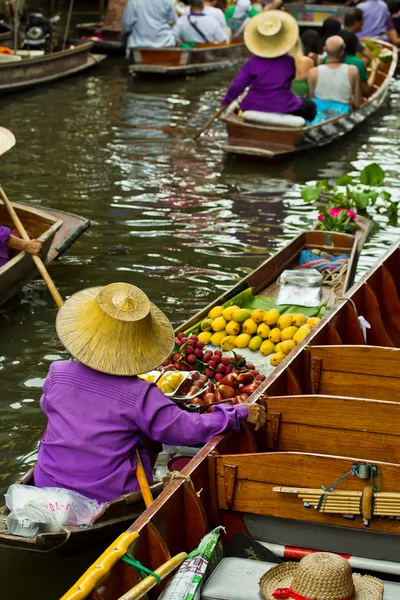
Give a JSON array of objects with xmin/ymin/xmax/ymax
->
[
  {"xmin": 0, "ymin": 54, "xmax": 22, "ymax": 63},
  {"xmin": 242, "ymin": 110, "xmax": 305, "ymax": 128}
]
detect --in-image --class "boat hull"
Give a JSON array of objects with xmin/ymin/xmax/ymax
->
[
  {"xmin": 0, "ymin": 43, "xmax": 106, "ymax": 95},
  {"xmin": 129, "ymin": 42, "xmax": 249, "ymax": 77},
  {"xmin": 222, "ymin": 40, "xmax": 397, "ymax": 158},
  {"xmin": 73, "ymin": 23, "xmax": 124, "ymax": 55}
]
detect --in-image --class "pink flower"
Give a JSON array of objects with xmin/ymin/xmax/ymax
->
[
  {"xmin": 328, "ymin": 207, "xmax": 343, "ymax": 218},
  {"xmin": 347, "ymin": 209, "xmax": 357, "ymax": 222},
  {"xmin": 317, "ymin": 214, "xmax": 325, "ymax": 221}
]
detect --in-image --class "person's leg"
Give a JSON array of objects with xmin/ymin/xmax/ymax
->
[{"xmin": 291, "ymin": 98, "xmax": 317, "ymax": 122}]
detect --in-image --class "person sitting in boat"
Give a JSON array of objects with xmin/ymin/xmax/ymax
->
[
  {"xmin": 221, "ymin": 11, "xmax": 317, "ymax": 123},
  {"xmin": 183, "ymin": 0, "xmax": 226, "ymax": 29},
  {"xmin": 33, "ymin": 282, "xmax": 266, "ymax": 504},
  {"xmin": 300, "ymin": 30, "xmax": 322, "ymax": 66},
  {"xmin": 121, "ymin": 0, "xmax": 177, "ymax": 57},
  {"xmin": 225, "ymin": 0, "xmax": 260, "ymax": 40},
  {"xmin": 308, "ymin": 35, "xmax": 361, "ymax": 109},
  {"xmin": 358, "ymin": 0, "xmax": 400, "ymax": 46},
  {"xmin": 290, "ymin": 39, "xmax": 315, "ymax": 97},
  {"xmin": 337, "ymin": 30, "xmax": 379, "ymax": 95},
  {"xmin": 343, "ymin": 8, "xmax": 375, "ymax": 66},
  {"xmin": 261, "ymin": 0, "xmax": 283, "ymax": 11},
  {"xmin": 0, "ymin": 226, "xmax": 42, "ymax": 268},
  {"xmin": 173, "ymin": 0, "xmax": 228, "ymax": 44},
  {"xmin": 319, "ymin": 16, "xmax": 341, "ymax": 53}
]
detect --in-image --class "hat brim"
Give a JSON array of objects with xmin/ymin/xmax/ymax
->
[
  {"xmin": 56, "ymin": 286, "xmax": 175, "ymax": 376},
  {"xmin": 244, "ymin": 11, "xmax": 299, "ymax": 58},
  {"xmin": 259, "ymin": 562, "xmax": 384, "ymax": 600},
  {"xmin": 0, "ymin": 127, "xmax": 15, "ymax": 157}
]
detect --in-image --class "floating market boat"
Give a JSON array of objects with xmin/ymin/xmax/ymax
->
[
  {"xmin": 61, "ymin": 237, "xmax": 400, "ymax": 600},
  {"xmin": 221, "ymin": 39, "xmax": 397, "ymax": 159},
  {"xmin": 129, "ymin": 41, "xmax": 249, "ymax": 77},
  {"xmin": 0, "ymin": 42, "xmax": 105, "ymax": 95},
  {"xmin": 0, "ymin": 201, "xmax": 90, "ymax": 307},
  {"xmin": 0, "ymin": 224, "xmax": 371, "ymax": 554}
]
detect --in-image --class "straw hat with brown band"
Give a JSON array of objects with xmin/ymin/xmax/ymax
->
[
  {"xmin": 56, "ymin": 282, "xmax": 175, "ymax": 376},
  {"xmin": 259, "ymin": 553, "xmax": 384, "ymax": 600},
  {"xmin": 244, "ymin": 10, "xmax": 299, "ymax": 59}
]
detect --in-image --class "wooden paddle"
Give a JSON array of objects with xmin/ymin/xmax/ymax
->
[
  {"xmin": 135, "ymin": 450, "xmax": 153, "ymax": 508},
  {"xmin": 0, "ymin": 187, "xmax": 64, "ymax": 308},
  {"xmin": 192, "ymin": 104, "xmax": 226, "ymax": 141}
]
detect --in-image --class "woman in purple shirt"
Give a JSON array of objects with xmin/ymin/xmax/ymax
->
[
  {"xmin": 34, "ymin": 282, "xmax": 266, "ymax": 504},
  {"xmin": 0, "ymin": 226, "xmax": 42, "ymax": 268},
  {"xmin": 222, "ymin": 11, "xmax": 316, "ymax": 122}
]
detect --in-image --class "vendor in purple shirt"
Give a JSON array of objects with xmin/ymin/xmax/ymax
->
[
  {"xmin": 34, "ymin": 282, "xmax": 266, "ymax": 504},
  {"xmin": 0, "ymin": 226, "xmax": 42, "ymax": 268},
  {"xmin": 221, "ymin": 11, "xmax": 317, "ymax": 122}
]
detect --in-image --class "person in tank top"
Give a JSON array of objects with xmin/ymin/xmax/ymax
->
[{"xmin": 307, "ymin": 35, "xmax": 361, "ymax": 108}]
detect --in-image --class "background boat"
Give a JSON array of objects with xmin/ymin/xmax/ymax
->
[
  {"xmin": 221, "ymin": 39, "xmax": 398, "ymax": 159},
  {"xmin": 0, "ymin": 201, "xmax": 90, "ymax": 306},
  {"xmin": 287, "ymin": 3, "xmax": 346, "ymax": 31}
]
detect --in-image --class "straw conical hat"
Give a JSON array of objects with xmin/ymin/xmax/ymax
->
[
  {"xmin": 56, "ymin": 283, "xmax": 175, "ymax": 376},
  {"xmin": 259, "ymin": 553, "xmax": 383, "ymax": 600},
  {"xmin": 244, "ymin": 10, "xmax": 299, "ymax": 59},
  {"xmin": 0, "ymin": 127, "xmax": 15, "ymax": 157}
]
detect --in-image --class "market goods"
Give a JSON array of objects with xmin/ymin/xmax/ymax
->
[
  {"xmin": 232, "ymin": 308, "xmax": 252, "ymax": 323},
  {"xmin": 221, "ymin": 335, "xmax": 237, "ymax": 351},
  {"xmin": 201, "ymin": 319, "xmax": 213, "ymax": 332},
  {"xmin": 293, "ymin": 324, "xmax": 312, "ymax": 344},
  {"xmin": 208, "ymin": 306, "xmax": 224, "ymax": 320},
  {"xmin": 198, "ymin": 332, "xmax": 212, "ymax": 344},
  {"xmin": 279, "ymin": 340, "xmax": 296, "ymax": 354},
  {"xmin": 270, "ymin": 352, "xmax": 286, "ymax": 366},
  {"xmin": 277, "ymin": 314, "xmax": 293, "ymax": 330},
  {"xmin": 257, "ymin": 323, "xmax": 270, "ymax": 338},
  {"xmin": 157, "ymin": 372, "xmax": 184, "ymax": 394},
  {"xmin": 242, "ymin": 319, "xmax": 258, "ymax": 334},
  {"xmin": 211, "ymin": 331, "xmax": 227, "ymax": 346},
  {"xmin": 260, "ymin": 340, "xmax": 275, "ymax": 356},
  {"xmin": 222, "ymin": 305, "xmax": 240, "ymax": 321},
  {"xmin": 263, "ymin": 309, "xmax": 280, "ymax": 325},
  {"xmin": 226, "ymin": 320, "xmax": 241, "ymax": 335},
  {"xmin": 308, "ymin": 317, "xmax": 321, "ymax": 328},
  {"xmin": 251, "ymin": 309, "xmax": 265, "ymax": 323},
  {"xmin": 269, "ymin": 328, "xmax": 281, "ymax": 343},
  {"xmin": 235, "ymin": 333, "xmax": 252, "ymax": 348},
  {"xmin": 292, "ymin": 313, "xmax": 307, "ymax": 327},
  {"xmin": 281, "ymin": 326, "xmax": 298, "ymax": 341},
  {"xmin": 211, "ymin": 317, "xmax": 227, "ymax": 332},
  {"xmin": 248, "ymin": 335, "xmax": 263, "ymax": 351}
]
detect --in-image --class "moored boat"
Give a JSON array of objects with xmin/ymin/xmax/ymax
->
[
  {"xmin": 0, "ymin": 42, "xmax": 106, "ymax": 95},
  {"xmin": 61, "ymin": 237, "xmax": 400, "ymax": 600},
  {"xmin": 0, "ymin": 201, "xmax": 90, "ymax": 307},
  {"xmin": 286, "ymin": 3, "xmax": 346, "ymax": 30},
  {"xmin": 72, "ymin": 0, "xmax": 125, "ymax": 55},
  {"xmin": 129, "ymin": 41, "xmax": 249, "ymax": 77},
  {"xmin": 0, "ymin": 224, "xmax": 371, "ymax": 554},
  {"xmin": 221, "ymin": 39, "xmax": 397, "ymax": 159}
]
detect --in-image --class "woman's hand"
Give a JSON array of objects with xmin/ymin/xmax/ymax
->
[
  {"xmin": 245, "ymin": 404, "xmax": 266, "ymax": 431},
  {"xmin": 23, "ymin": 239, "xmax": 43, "ymax": 256}
]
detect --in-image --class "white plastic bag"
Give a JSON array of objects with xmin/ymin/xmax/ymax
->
[
  {"xmin": 5, "ymin": 484, "xmax": 104, "ymax": 526},
  {"xmin": 277, "ymin": 269, "xmax": 322, "ymax": 308},
  {"xmin": 7, "ymin": 503, "xmax": 61, "ymax": 538}
]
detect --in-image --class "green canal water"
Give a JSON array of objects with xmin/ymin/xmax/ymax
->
[{"xmin": 1, "ymin": 59, "xmax": 400, "ymax": 598}]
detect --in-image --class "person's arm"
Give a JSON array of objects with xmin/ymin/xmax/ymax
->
[
  {"xmin": 387, "ymin": 27, "xmax": 400, "ymax": 47},
  {"xmin": 362, "ymin": 57, "xmax": 379, "ymax": 95},
  {"xmin": 121, "ymin": 0, "xmax": 136, "ymax": 34},
  {"xmin": 221, "ymin": 59, "xmax": 253, "ymax": 105},
  {"xmin": 349, "ymin": 65, "xmax": 361, "ymax": 108},
  {"xmin": 133, "ymin": 384, "xmax": 265, "ymax": 447},
  {"xmin": 214, "ymin": 21, "xmax": 228, "ymax": 43},
  {"xmin": 6, "ymin": 234, "xmax": 42, "ymax": 256},
  {"xmin": 307, "ymin": 67, "xmax": 318, "ymax": 98},
  {"xmin": 172, "ymin": 17, "xmax": 183, "ymax": 43}
]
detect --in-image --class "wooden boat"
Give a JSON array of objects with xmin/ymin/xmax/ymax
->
[
  {"xmin": 73, "ymin": 0, "xmax": 125, "ymax": 55},
  {"xmin": 129, "ymin": 41, "xmax": 249, "ymax": 77},
  {"xmin": 61, "ymin": 237, "xmax": 400, "ymax": 600},
  {"xmin": 0, "ymin": 201, "xmax": 90, "ymax": 307},
  {"xmin": 0, "ymin": 42, "xmax": 106, "ymax": 95},
  {"xmin": 221, "ymin": 39, "xmax": 398, "ymax": 159},
  {"xmin": 0, "ymin": 223, "xmax": 371, "ymax": 554}
]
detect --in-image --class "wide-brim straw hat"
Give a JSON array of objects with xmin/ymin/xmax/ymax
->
[
  {"xmin": 56, "ymin": 282, "xmax": 175, "ymax": 376},
  {"xmin": 244, "ymin": 10, "xmax": 299, "ymax": 58},
  {"xmin": 0, "ymin": 127, "xmax": 15, "ymax": 157},
  {"xmin": 259, "ymin": 553, "xmax": 383, "ymax": 600}
]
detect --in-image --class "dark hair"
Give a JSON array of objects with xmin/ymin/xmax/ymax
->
[
  {"xmin": 321, "ymin": 17, "xmax": 341, "ymax": 41},
  {"xmin": 190, "ymin": 0, "xmax": 204, "ymax": 8},
  {"xmin": 301, "ymin": 29, "xmax": 320, "ymax": 55},
  {"xmin": 344, "ymin": 7, "xmax": 363, "ymax": 27},
  {"xmin": 339, "ymin": 29, "xmax": 358, "ymax": 55},
  {"xmin": 386, "ymin": 0, "xmax": 400, "ymax": 15}
]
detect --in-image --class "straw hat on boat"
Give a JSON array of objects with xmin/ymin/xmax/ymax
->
[
  {"xmin": 259, "ymin": 552, "xmax": 383, "ymax": 600},
  {"xmin": 56, "ymin": 282, "xmax": 175, "ymax": 376},
  {"xmin": 0, "ymin": 127, "xmax": 16, "ymax": 157},
  {"xmin": 244, "ymin": 10, "xmax": 299, "ymax": 58}
]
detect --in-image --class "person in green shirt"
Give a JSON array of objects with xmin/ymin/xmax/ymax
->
[{"xmin": 225, "ymin": 0, "xmax": 261, "ymax": 38}]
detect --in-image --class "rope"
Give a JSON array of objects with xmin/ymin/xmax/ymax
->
[
  {"xmin": 165, "ymin": 471, "xmax": 203, "ymax": 497},
  {"xmin": 317, "ymin": 463, "xmax": 380, "ymax": 510},
  {"xmin": 321, "ymin": 261, "xmax": 348, "ymax": 293},
  {"xmin": 122, "ymin": 554, "xmax": 161, "ymax": 585}
]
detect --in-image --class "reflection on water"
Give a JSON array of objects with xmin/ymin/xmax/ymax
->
[{"xmin": 0, "ymin": 59, "xmax": 400, "ymax": 597}]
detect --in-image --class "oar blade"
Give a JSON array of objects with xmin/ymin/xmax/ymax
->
[{"xmin": 0, "ymin": 127, "xmax": 16, "ymax": 157}]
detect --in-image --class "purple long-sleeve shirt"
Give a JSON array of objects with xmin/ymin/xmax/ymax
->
[
  {"xmin": 0, "ymin": 226, "xmax": 11, "ymax": 267},
  {"xmin": 359, "ymin": 0, "xmax": 393, "ymax": 37},
  {"xmin": 222, "ymin": 54, "xmax": 302, "ymax": 114},
  {"xmin": 34, "ymin": 361, "xmax": 248, "ymax": 503}
]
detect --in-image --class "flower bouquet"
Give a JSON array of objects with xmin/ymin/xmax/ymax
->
[{"xmin": 317, "ymin": 207, "xmax": 357, "ymax": 234}]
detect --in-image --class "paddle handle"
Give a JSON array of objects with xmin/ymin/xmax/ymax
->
[
  {"xmin": 136, "ymin": 450, "xmax": 153, "ymax": 508},
  {"xmin": 0, "ymin": 187, "xmax": 64, "ymax": 308},
  {"xmin": 192, "ymin": 104, "xmax": 226, "ymax": 141}
]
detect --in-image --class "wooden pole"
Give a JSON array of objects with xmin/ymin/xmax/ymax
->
[
  {"xmin": 62, "ymin": 0, "xmax": 74, "ymax": 51},
  {"xmin": 135, "ymin": 450, "xmax": 153, "ymax": 508},
  {"xmin": 13, "ymin": 0, "xmax": 19, "ymax": 53},
  {"xmin": 0, "ymin": 187, "xmax": 64, "ymax": 308},
  {"xmin": 192, "ymin": 105, "xmax": 226, "ymax": 141}
]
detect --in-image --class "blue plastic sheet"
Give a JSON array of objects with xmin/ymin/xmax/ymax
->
[{"xmin": 307, "ymin": 98, "xmax": 350, "ymax": 125}]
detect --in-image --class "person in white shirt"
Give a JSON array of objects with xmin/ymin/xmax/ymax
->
[
  {"xmin": 122, "ymin": 0, "xmax": 177, "ymax": 56},
  {"xmin": 184, "ymin": 0, "xmax": 226, "ymax": 29},
  {"xmin": 173, "ymin": 0, "xmax": 228, "ymax": 44}
]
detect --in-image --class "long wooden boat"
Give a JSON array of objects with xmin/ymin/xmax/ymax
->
[
  {"xmin": 61, "ymin": 237, "xmax": 400, "ymax": 600},
  {"xmin": 129, "ymin": 41, "xmax": 249, "ymax": 77},
  {"xmin": 0, "ymin": 223, "xmax": 371, "ymax": 554},
  {"xmin": 0, "ymin": 201, "xmax": 90, "ymax": 307},
  {"xmin": 0, "ymin": 42, "xmax": 106, "ymax": 95},
  {"xmin": 221, "ymin": 39, "xmax": 398, "ymax": 159},
  {"xmin": 73, "ymin": 23, "xmax": 124, "ymax": 55}
]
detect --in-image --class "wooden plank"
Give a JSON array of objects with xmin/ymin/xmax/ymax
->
[{"xmin": 307, "ymin": 345, "xmax": 400, "ymax": 377}]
